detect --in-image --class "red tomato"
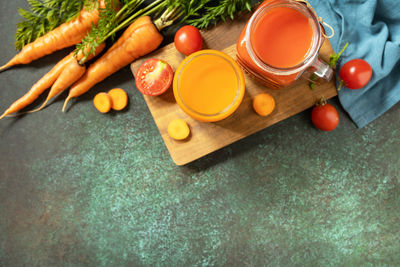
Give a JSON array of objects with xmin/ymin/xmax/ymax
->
[
  {"xmin": 135, "ymin": 59, "xmax": 173, "ymax": 96},
  {"xmin": 339, "ymin": 59, "xmax": 372, "ymax": 89},
  {"xmin": 311, "ymin": 102, "xmax": 339, "ymax": 131},
  {"xmin": 174, "ymin": 25, "xmax": 203, "ymax": 56}
]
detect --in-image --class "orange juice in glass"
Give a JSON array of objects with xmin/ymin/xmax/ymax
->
[
  {"xmin": 173, "ymin": 50, "xmax": 245, "ymax": 122},
  {"xmin": 236, "ymin": 0, "xmax": 333, "ymax": 88}
]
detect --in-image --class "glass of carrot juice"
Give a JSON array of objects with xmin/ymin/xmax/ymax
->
[
  {"xmin": 173, "ymin": 50, "xmax": 245, "ymax": 122},
  {"xmin": 236, "ymin": 0, "xmax": 333, "ymax": 89}
]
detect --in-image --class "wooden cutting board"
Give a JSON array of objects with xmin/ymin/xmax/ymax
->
[{"xmin": 130, "ymin": 12, "xmax": 338, "ymax": 165}]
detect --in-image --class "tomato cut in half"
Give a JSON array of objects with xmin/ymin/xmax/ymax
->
[{"xmin": 135, "ymin": 59, "xmax": 174, "ymax": 96}]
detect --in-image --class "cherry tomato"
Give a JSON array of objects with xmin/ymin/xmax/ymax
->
[
  {"xmin": 311, "ymin": 101, "xmax": 339, "ymax": 131},
  {"xmin": 135, "ymin": 58, "xmax": 173, "ymax": 96},
  {"xmin": 339, "ymin": 59, "xmax": 372, "ymax": 89},
  {"xmin": 174, "ymin": 25, "xmax": 203, "ymax": 56}
]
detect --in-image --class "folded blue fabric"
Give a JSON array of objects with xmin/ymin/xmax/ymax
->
[{"xmin": 308, "ymin": 0, "xmax": 400, "ymax": 128}]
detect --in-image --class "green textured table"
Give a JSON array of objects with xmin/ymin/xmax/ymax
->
[{"xmin": 1, "ymin": 1, "xmax": 399, "ymax": 266}]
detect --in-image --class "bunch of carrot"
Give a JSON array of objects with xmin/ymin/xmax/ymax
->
[{"xmin": 0, "ymin": 0, "xmax": 108, "ymax": 119}]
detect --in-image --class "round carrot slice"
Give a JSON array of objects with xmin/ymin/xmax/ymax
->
[
  {"xmin": 93, "ymin": 92, "xmax": 112, "ymax": 113},
  {"xmin": 253, "ymin": 93, "xmax": 275, "ymax": 116},
  {"xmin": 168, "ymin": 119, "xmax": 190, "ymax": 140},
  {"xmin": 108, "ymin": 88, "xmax": 128, "ymax": 111}
]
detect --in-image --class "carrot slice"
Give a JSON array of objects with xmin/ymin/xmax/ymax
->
[
  {"xmin": 93, "ymin": 92, "xmax": 112, "ymax": 113},
  {"xmin": 168, "ymin": 119, "xmax": 190, "ymax": 140},
  {"xmin": 108, "ymin": 88, "xmax": 128, "ymax": 111},
  {"xmin": 253, "ymin": 93, "xmax": 276, "ymax": 116}
]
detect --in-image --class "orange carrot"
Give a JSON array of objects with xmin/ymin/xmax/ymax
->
[
  {"xmin": 0, "ymin": 55, "xmax": 74, "ymax": 119},
  {"xmin": 168, "ymin": 119, "xmax": 190, "ymax": 140},
  {"xmin": 93, "ymin": 92, "xmax": 112, "ymax": 113},
  {"xmin": 32, "ymin": 60, "xmax": 86, "ymax": 113},
  {"xmin": 62, "ymin": 16, "xmax": 163, "ymax": 112},
  {"xmin": 0, "ymin": 43, "xmax": 106, "ymax": 119},
  {"xmin": 108, "ymin": 88, "xmax": 128, "ymax": 111},
  {"xmin": 0, "ymin": 0, "xmax": 106, "ymax": 72},
  {"xmin": 29, "ymin": 43, "xmax": 106, "ymax": 113},
  {"xmin": 253, "ymin": 93, "xmax": 276, "ymax": 116}
]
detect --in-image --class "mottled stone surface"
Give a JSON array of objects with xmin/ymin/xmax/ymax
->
[{"xmin": 0, "ymin": 1, "xmax": 399, "ymax": 266}]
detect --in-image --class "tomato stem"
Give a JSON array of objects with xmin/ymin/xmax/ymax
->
[
  {"xmin": 316, "ymin": 97, "xmax": 327, "ymax": 106},
  {"xmin": 337, "ymin": 79, "xmax": 344, "ymax": 91},
  {"xmin": 329, "ymin": 42, "xmax": 349, "ymax": 68}
]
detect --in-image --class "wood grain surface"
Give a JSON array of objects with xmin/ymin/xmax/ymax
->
[{"xmin": 131, "ymin": 12, "xmax": 338, "ymax": 165}]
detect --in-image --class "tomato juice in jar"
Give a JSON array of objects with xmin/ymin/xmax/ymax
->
[{"xmin": 236, "ymin": 0, "xmax": 333, "ymax": 88}]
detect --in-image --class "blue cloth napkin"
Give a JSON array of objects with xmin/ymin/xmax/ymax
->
[{"xmin": 308, "ymin": 0, "xmax": 400, "ymax": 128}]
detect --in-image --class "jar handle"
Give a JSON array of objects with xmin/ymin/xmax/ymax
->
[{"xmin": 310, "ymin": 57, "xmax": 333, "ymax": 82}]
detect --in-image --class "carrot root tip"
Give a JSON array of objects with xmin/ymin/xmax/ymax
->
[
  {"xmin": 62, "ymin": 97, "xmax": 72, "ymax": 113},
  {"xmin": 28, "ymin": 101, "xmax": 47, "ymax": 114},
  {"xmin": 0, "ymin": 64, "xmax": 12, "ymax": 73}
]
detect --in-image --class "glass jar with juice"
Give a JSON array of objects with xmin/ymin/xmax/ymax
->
[{"xmin": 236, "ymin": 0, "xmax": 333, "ymax": 88}]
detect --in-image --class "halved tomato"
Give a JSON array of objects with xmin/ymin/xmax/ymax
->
[{"xmin": 135, "ymin": 59, "xmax": 174, "ymax": 96}]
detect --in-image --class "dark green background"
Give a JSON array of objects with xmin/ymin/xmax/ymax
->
[{"xmin": 1, "ymin": 1, "xmax": 399, "ymax": 266}]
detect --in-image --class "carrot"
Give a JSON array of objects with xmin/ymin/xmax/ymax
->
[
  {"xmin": 30, "ymin": 59, "xmax": 86, "ymax": 113},
  {"xmin": 0, "ymin": 42, "xmax": 106, "ymax": 119},
  {"xmin": 29, "ymin": 43, "xmax": 106, "ymax": 113},
  {"xmin": 253, "ymin": 93, "xmax": 276, "ymax": 116},
  {"xmin": 108, "ymin": 88, "xmax": 128, "ymax": 111},
  {"xmin": 0, "ymin": 0, "xmax": 106, "ymax": 72},
  {"xmin": 62, "ymin": 16, "xmax": 163, "ymax": 112},
  {"xmin": 168, "ymin": 119, "xmax": 190, "ymax": 140},
  {"xmin": 0, "ymin": 54, "xmax": 74, "ymax": 119},
  {"xmin": 93, "ymin": 92, "xmax": 112, "ymax": 113}
]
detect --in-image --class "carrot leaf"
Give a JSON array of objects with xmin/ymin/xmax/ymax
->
[{"xmin": 15, "ymin": 0, "xmax": 87, "ymax": 50}]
